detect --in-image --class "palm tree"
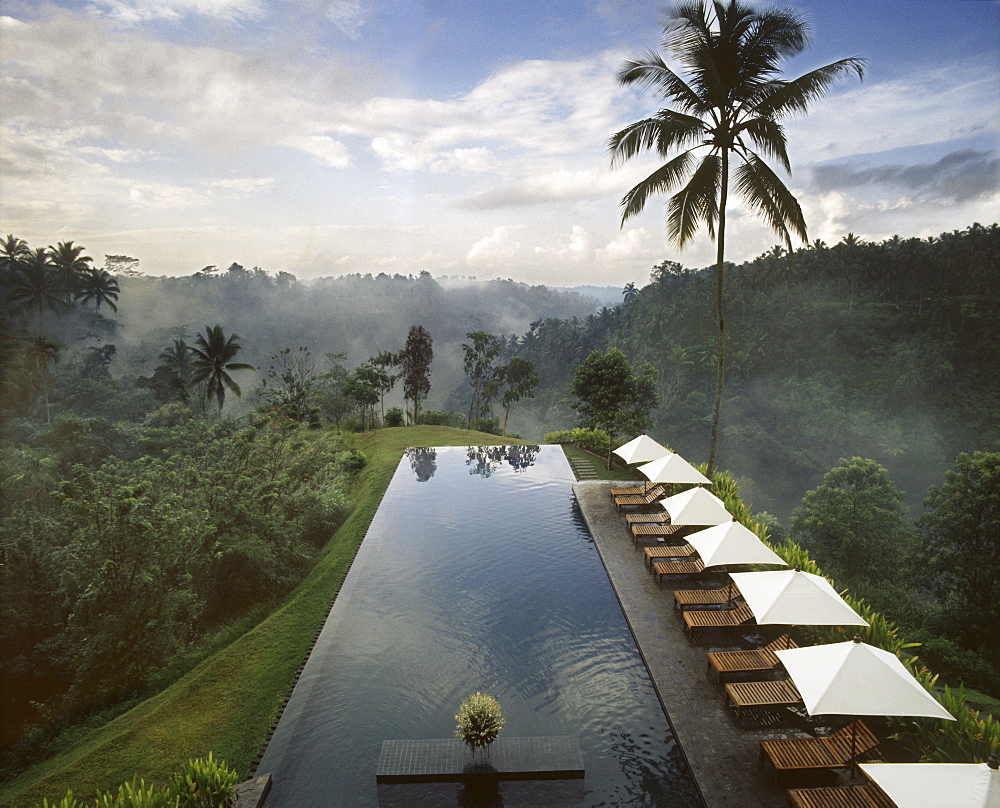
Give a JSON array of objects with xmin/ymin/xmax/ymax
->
[
  {"xmin": 76, "ymin": 267, "xmax": 120, "ymax": 312},
  {"xmin": 47, "ymin": 241, "xmax": 93, "ymax": 305},
  {"xmin": 8, "ymin": 249, "xmax": 62, "ymax": 329},
  {"xmin": 188, "ymin": 325, "xmax": 254, "ymax": 414},
  {"xmin": 25, "ymin": 336, "xmax": 61, "ymax": 423},
  {"xmin": 0, "ymin": 235, "xmax": 31, "ymax": 279},
  {"xmin": 158, "ymin": 338, "xmax": 194, "ymax": 401},
  {"xmin": 608, "ymin": 0, "xmax": 864, "ymax": 475}
]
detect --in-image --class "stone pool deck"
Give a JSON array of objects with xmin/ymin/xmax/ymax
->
[{"xmin": 574, "ymin": 481, "xmax": 799, "ymax": 808}]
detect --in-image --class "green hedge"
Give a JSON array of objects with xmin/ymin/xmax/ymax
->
[{"xmin": 543, "ymin": 428, "xmax": 611, "ymax": 457}]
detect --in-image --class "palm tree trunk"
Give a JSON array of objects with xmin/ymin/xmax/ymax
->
[{"xmin": 707, "ymin": 151, "xmax": 729, "ymax": 478}]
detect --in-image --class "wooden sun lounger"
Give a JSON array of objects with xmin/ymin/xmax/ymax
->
[
  {"xmin": 625, "ymin": 512, "xmax": 669, "ymax": 526},
  {"xmin": 682, "ymin": 602, "xmax": 756, "ymax": 640},
  {"xmin": 724, "ymin": 678, "xmax": 801, "ymax": 722},
  {"xmin": 673, "ymin": 582, "xmax": 740, "ymax": 610},
  {"xmin": 787, "ymin": 783, "xmax": 894, "ymax": 808},
  {"xmin": 630, "ymin": 522, "xmax": 688, "ymax": 546},
  {"xmin": 760, "ymin": 721, "xmax": 881, "ymax": 783},
  {"xmin": 705, "ymin": 634, "xmax": 798, "ymax": 682},
  {"xmin": 613, "ymin": 485, "xmax": 667, "ymax": 512},
  {"xmin": 610, "ymin": 482, "xmax": 650, "ymax": 496},
  {"xmin": 651, "ymin": 559, "xmax": 705, "ymax": 586},
  {"xmin": 643, "ymin": 543, "xmax": 697, "ymax": 568}
]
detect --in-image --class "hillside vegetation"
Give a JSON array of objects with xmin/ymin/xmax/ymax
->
[{"xmin": 0, "ymin": 426, "xmax": 524, "ymax": 807}]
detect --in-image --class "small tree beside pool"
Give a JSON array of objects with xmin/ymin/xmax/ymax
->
[{"xmin": 455, "ymin": 693, "xmax": 505, "ymax": 754}]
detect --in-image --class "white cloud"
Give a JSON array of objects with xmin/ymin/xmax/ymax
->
[
  {"xmin": 467, "ymin": 226, "xmax": 521, "ymax": 263},
  {"xmin": 597, "ymin": 227, "xmax": 652, "ymax": 260},
  {"xmin": 206, "ymin": 177, "xmax": 276, "ymax": 193},
  {"xmin": 86, "ymin": 0, "xmax": 265, "ymax": 24},
  {"xmin": 283, "ymin": 135, "xmax": 352, "ymax": 168},
  {"xmin": 535, "ymin": 225, "xmax": 591, "ymax": 260}
]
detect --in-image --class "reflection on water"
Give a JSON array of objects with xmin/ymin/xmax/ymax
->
[
  {"xmin": 407, "ymin": 447, "xmax": 437, "ymax": 481},
  {"xmin": 464, "ymin": 445, "xmax": 540, "ymax": 477},
  {"xmin": 257, "ymin": 446, "xmax": 701, "ymax": 807}
]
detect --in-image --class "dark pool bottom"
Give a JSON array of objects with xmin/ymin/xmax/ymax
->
[{"xmin": 256, "ymin": 445, "xmax": 702, "ymax": 807}]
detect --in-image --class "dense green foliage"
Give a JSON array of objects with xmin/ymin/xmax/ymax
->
[
  {"xmin": 791, "ymin": 457, "xmax": 915, "ymax": 584},
  {"xmin": 1, "ymin": 413, "xmax": 354, "ymax": 765},
  {"xmin": 513, "ymin": 224, "xmax": 1000, "ymax": 518},
  {"xmin": 34, "ymin": 754, "xmax": 237, "ymax": 808}
]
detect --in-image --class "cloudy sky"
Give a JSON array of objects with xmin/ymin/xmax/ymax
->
[{"xmin": 2, "ymin": 0, "xmax": 997, "ymax": 286}]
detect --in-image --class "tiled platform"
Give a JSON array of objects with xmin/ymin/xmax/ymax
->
[{"xmin": 376, "ymin": 736, "xmax": 584, "ymax": 782}]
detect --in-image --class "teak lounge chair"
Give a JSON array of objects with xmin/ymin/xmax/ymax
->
[
  {"xmin": 682, "ymin": 602, "xmax": 756, "ymax": 640},
  {"xmin": 651, "ymin": 559, "xmax": 705, "ymax": 586},
  {"xmin": 673, "ymin": 582, "xmax": 740, "ymax": 611},
  {"xmin": 614, "ymin": 485, "xmax": 667, "ymax": 512},
  {"xmin": 625, "ymin": 512, "xmax": 669, "ymax": 526},
  {"xmin": 724, "ymin": 678, "xmax": 802, "ymax": 722},
  {"xmin": 630, "ymin": 522, "xmax": 689, "ymax": 546},
  {"xmin": 643, "ymin": 543, "xmax": 697, "ymax": 568},
  {"xmin": 705, "ymin": 634, "xmax": 798, "ymax": 683},
  {"xmin": 786, "ymin": 783, "xmax": 894, "ymax": 808},
  {"xmin": 759, "ymin": 721, "xmax": 881, "ymax": 783}
]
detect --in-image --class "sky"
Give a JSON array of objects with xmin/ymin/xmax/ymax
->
[{"xmin": 1, "ymin": 0, "xmax": 998, "ymax": 287}]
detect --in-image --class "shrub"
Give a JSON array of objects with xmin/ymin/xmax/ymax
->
[
  {"xmin": 34, "ymin": 754, "xmax": 238, "ymax": 808},
  {"xmin": 420, "ymin": 410, "xmax": 464, "ymax": 427},
  {"xmin": 335, "ymin": 448, "xmax": 367, "ymax": 474},
  {"xmin": 383, "ymin": 407, "xmax": 405, "ymax": 427},
  {"xmin": 455, "ymin": 692, "xmax": 505, "ymax": 750},
  {"xmin": 543, "ymin": 427, "xmax": 610, "ymax": 457}
]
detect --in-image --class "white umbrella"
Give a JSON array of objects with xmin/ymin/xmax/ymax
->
[
  {"xmin": 685, "ymin": 519, "xmax": 787, "ymax": 568},
  {"xmin": 776, "ymin": 637, "xmax": 955, "ymax": 770},
  {"xmin": 729, "ymin": 568, "xmax": 868, "ymax": 626},
  {"xmin": 612, "ymin": 435, "xmax": 671, "ymax": 465},
  {"xmin": 660, "ymin": 486, "xmax": 731, "ymax": 526},
  {"xmin": 859, "ymin": 761, "xmax": 1000, "ymax": 808},
  {"xmin": 637, "ymin": 452, "xmax": 711, "ymax": 486}
]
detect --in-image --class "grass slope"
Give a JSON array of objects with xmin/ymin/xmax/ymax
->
[{"xmin": 0, "ymin": 426, "xmax": 525, "ymax": 808}]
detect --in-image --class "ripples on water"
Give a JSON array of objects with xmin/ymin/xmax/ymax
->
[{"xmin": 257, "ymin": 446, "xmax": 701, "ymax": 807}]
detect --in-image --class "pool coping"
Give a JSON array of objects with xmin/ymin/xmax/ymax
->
[{"xmin": 573, "ymin": 480, "xmax": 797, "ymax": 808}]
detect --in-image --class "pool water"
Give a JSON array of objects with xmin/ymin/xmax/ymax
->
[{"xmin": 256, "ymin": 445, "xmax": 702, "ymax": 807}]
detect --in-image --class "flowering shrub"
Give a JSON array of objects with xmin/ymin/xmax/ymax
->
[{"xmin": 455, "ymin": 692, "xmax": 505, "ymax": 750}]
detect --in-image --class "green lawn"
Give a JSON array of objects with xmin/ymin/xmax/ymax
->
[
  {"xmin": 560, "ymin": 443, "xmax": 643, "ymax": 481},
  {"xmin": 0, "ymin": 426, "xmax": 526, "ymax": 808}
]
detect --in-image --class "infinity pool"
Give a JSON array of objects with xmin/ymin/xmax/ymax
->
[{"xmin": 257, "ymin": 445, "xmax": 702, "ymax": 807}]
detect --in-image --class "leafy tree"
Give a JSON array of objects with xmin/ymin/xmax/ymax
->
[
  {"xmin": 399, "ymin": 325, "xmax": 433, "ymax": 424},
  {"xmin": 259, "ymin": 347, "xmax": 323, "ymax": 422},
  {"xmin": 571, "ymin": 348, "xmax": 658, "ymax": 468},
  {"xmin": 188, "ymin": 325, "xmax": 254, "ymax": 414},
  {"xmin": 343, "ymin": 363, "xmax": 382, "ymax": 430},
  {"xmin": 914, "ymin": 452, "xmax": 1000, "ymax": 657},
  {"xmin": 608, "ymin": 0, "xmax": 864, "ymax": 475},
  {"xmin": 369, "ymin": 349, "xmax": 400, "ymax": 424},
  {"xmin": 75, "ymin": 267, "xmax": 120, "ymax": 312},
  {"xmin": 499, "ymin": 356, "xmax": 539, "ymax": 436},
  {"xmin": 104, "ymin": 254, "xmax": 141, "ymax": 278},
  {"xmin": 791, "ymin": 457, "xmax": 914, "ymax": 586},
  {"xmin": 461, "ymin": 331, "xmax": 503, "ymax": 429}
]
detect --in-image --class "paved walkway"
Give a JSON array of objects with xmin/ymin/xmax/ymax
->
[{"xmin": 574, "ymin": 481, "xmax": 802, "ymax": 808}]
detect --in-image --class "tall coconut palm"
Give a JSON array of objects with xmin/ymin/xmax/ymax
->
[
  {"xmin": 8, "ymin": 249, "xmax": 62, "ymax": 329},
  {"xmin": 188, "ymin": 325, "xmax": 254, "ymax": 414},
  {"xmin": 608, "ymin": 0, "xmax": 864, "ymax": 475},
  {"xmin": 0, "ymin": 235, "xmax": 31, "ymax": 280},
  {"xmin": 47, "ymin": 241, "xmax": 93, "ymax": 305},
  {"xmin": 76, "ymin": 267, "xmax": 120, "ymax": 313}
]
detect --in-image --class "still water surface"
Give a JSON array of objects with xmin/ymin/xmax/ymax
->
[{"xmin": 257, "ymin": 445, "xmax": 701, "ymax": 807}]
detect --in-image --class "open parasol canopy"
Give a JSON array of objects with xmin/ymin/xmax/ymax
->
[
  {"xmin": 612, "ymin": 435, "xmax": 671, "ymax": 465},
  {"xmin": 729, "ymin": 568, "xmax": 868, "ymax": 626},
  {"xmin": 660, "ymin": 486, "xmax": 731, "ymax": 526},
  {"xmin": 858, "ymin": 761, "xmax": 1000, "ymax": 808},
  {"xmin": 685, "ymin": 519, "xmax": 787, "ymax": 568},
  {"xmin": 775, "ymin": 638, "xmax": 955, "ymax": 721},
  {"xmin": 637, "ymin": 452, "xmax": 711, "ymax": 486}
]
